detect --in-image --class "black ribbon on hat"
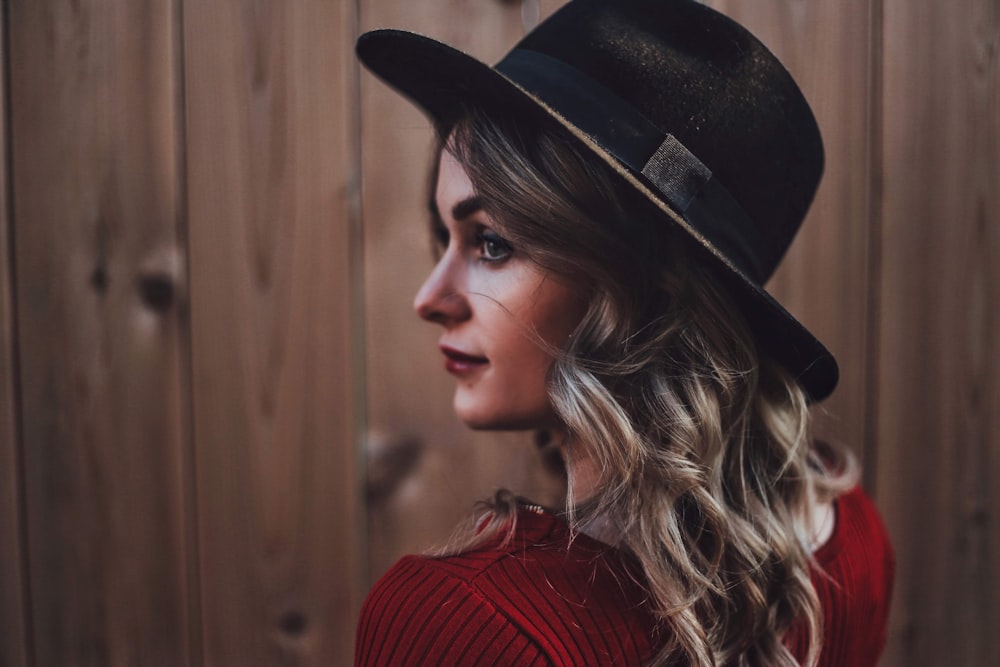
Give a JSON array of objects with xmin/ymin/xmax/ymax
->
[{"xmin": 496, "ymin": 49, "xmax": 767, "ymax": 283}]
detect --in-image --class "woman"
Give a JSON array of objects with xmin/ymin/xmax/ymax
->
[{"xmin": 355, "ymin": 1, "xmax": 894, "ymax": 665}]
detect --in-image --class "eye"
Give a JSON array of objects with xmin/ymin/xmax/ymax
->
[{"xmin": 477, "ymin": 229, "xmax": 513, "ymax": 262}]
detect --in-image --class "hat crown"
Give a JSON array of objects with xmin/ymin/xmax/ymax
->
[{"xmin": 510, "ymin": 0, "xmax": 824, "ymax": 282}]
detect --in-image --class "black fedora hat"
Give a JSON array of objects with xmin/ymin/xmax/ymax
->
[{"xmin": 357, "ymin": 0, "xmax": 838, "ymax": 401}]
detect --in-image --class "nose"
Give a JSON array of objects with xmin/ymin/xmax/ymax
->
[{"xmin": 413, "ymin": 254, "xmax": 471, "ymax": 325}]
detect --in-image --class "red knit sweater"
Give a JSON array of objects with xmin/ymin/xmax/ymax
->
[{"xmin": 355, "ymin": 485, "xmax": 894, "ymax": 666}]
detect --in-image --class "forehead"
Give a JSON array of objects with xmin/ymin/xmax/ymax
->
[{"xmin": 435, "ymin": 149, "xmax": 476, "ymax": 217}]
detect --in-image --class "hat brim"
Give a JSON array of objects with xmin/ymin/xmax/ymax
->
[{"xmin": 357, "ymin": 29, "xmax": 838, "ymax": 401}]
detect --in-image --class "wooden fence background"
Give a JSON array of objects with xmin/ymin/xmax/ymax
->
[{"xmin": 0, "ymin": 0, "xmax": 996, "ymax": 665}]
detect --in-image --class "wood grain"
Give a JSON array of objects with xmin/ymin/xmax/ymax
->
[
  {"xmin": 6, "ymin": 1, "xmax": 193, "ymax": 665},
  {"xmin": 182, "ymin": 1, "xmax": 364, "ymax": 664},
  {"xmin": 0, "ymin": 2, "xmax": 29, "ymax": 664},
  {"xmin": 359, "ymin": 0, "xmax": 566, "ymax": 584},
  {"xmin": 877, "ymin": 0, "xmax": 1000, "ymax": 665}
]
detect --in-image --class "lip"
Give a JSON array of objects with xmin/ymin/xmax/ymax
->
[{"xmin": 440, "ymin": 345, "xmax": 488, "ymax": 375}]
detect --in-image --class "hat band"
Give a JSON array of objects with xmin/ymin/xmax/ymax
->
[{"xmin": 496, "ymin": 49, "xmax": 767, "ymax": 282}]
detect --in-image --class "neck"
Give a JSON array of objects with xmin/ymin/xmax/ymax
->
[
  {"xmin": 565, "ymin": 447, "xmax": 602, "ymax": 504},
  {"xmin": 557, "ymin": 435, "xmax": 623, "ymax": 545}
]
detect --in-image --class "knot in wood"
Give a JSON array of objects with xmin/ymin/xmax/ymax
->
[
  {"xmin": 278, "ymin": 610, "xmax": 308, "ymax": 637},
  {"xmin": 138, "ymin": 272, "xmax": 176, "ymax": 312},
  {"xmin": 90, "ymin": 265, "xmax": 109, "ymax": 294}
]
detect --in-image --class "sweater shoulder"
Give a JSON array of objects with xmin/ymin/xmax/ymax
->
[
  {"xmin": 355, "ymin": 514, "xmax": 659, "ymax": 666},
  {"xmin": 806, "ymin": 485, "xmax": 895, "ymax": 667},
  {"xmin": 815, "ymin": 484, "xmax": 895, "ymax": 573},
  {"xmin": 354, "ymin": 554, "xmax": 550, "ymax": 666}
]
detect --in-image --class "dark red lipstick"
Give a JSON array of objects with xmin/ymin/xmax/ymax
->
[{"xmin": 440, "ymin": 345, "xmax": 488, "ymax": 375}]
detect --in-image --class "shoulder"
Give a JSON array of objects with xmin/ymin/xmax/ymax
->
[
  {"xmin": 354, "ymin": 512, "xmax": 659, "ymax": 666},
  {"xmin": 355, "ymin": 554, "xmax": 547, "ymax": 666},
  {"xmin": 816, "ymin": 484, "xmax": 895, "ymax": 575},
  {"xmin": 807, "ymin": 485, "xmax": 895, "ymax": 666}
]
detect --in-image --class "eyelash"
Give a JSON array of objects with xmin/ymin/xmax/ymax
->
[
  {"xmin": 432, "ymin": 222, "xmax": 513, "ymax": 263},
  {"xmin": 476, "ymin": 229, "xmax": 513, "ymax": 263}
]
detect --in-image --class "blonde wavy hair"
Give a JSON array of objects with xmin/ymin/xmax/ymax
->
[{"xmin": 434, "ymin": 106, "xmax": 857, "ymax": 667}]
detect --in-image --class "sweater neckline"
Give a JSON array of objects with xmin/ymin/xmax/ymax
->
[
  {"xmin": 811, "ymin": 486, "xmax": 854, "ymax": 565},
  {"xmin": 513, "ymin": 505, "xmax": 623, "ymax": 555},
  {"xmin": 517, "ymin": 487, "xmax": 856, "ymax": 566}
]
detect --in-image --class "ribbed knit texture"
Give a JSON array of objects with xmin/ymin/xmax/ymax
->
[
  {"xmin": 786, "ymin": 486, "xmax": 896, "ymax": 666},
  {"xmin": 355, "ymin": 485, "xmax": 894, "ymax": 666}
]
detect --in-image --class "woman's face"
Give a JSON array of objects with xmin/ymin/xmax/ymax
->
[{"xmin": 414, "ymin": 148, "xmax": 588, "ymax": 430}]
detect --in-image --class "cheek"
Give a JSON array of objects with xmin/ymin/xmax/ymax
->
[
  {"xmin": 484, "ymin": 313, "xmax": 554, "ymax": 387},
  {"xmin": 455, "ymin": 316, "xmax": 559, "ymax": 428},
  {"xmin": 502, "ymin": 336, "xmax": 558, "ymax": 396},
  {"xmin": 500, "ymin": 287, "xmax": 585, "ymax": 395},
  {"xmin": 530, "ymin": 285, "xmax": 590, "ymax": 352}
]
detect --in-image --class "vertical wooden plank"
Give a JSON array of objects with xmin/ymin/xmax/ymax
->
[
  {"xmin": 705, "ymin": 0, "xmax": 877, "ymax": 468},
  {"xmin": 878, "ymin": 0, "xmax": 1000, "ymax": 665},
  {"xmin": 360, "ymin": 0, "xmax": 565, "ymax": 582},
  {"xmin": 7, "ymin": 1, "xmax": 193, "ymax": 665},
  {"xmin": 0, "ymin": 1, "xmax": 30, "ymax": 663},
  {"xmin": 183, "ymin": 1, "xmax": 364, "ymax": 664}
]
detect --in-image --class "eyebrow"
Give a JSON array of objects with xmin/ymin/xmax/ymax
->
[
  {"xmin": 451, "ymin": 196, "xmax": 484, "ymax": 221},
  {"xmin": 428, "ymin": 195, "xmax": 485, "ymax": 225}
]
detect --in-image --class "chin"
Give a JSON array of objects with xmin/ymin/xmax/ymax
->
[
  {"xmin": 453, "ymin": 396, "xmax": 555, "ymax": 432},
  {"xmin": 455, "ymin": 408, "xmax": 522, "ymax": 431}
]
